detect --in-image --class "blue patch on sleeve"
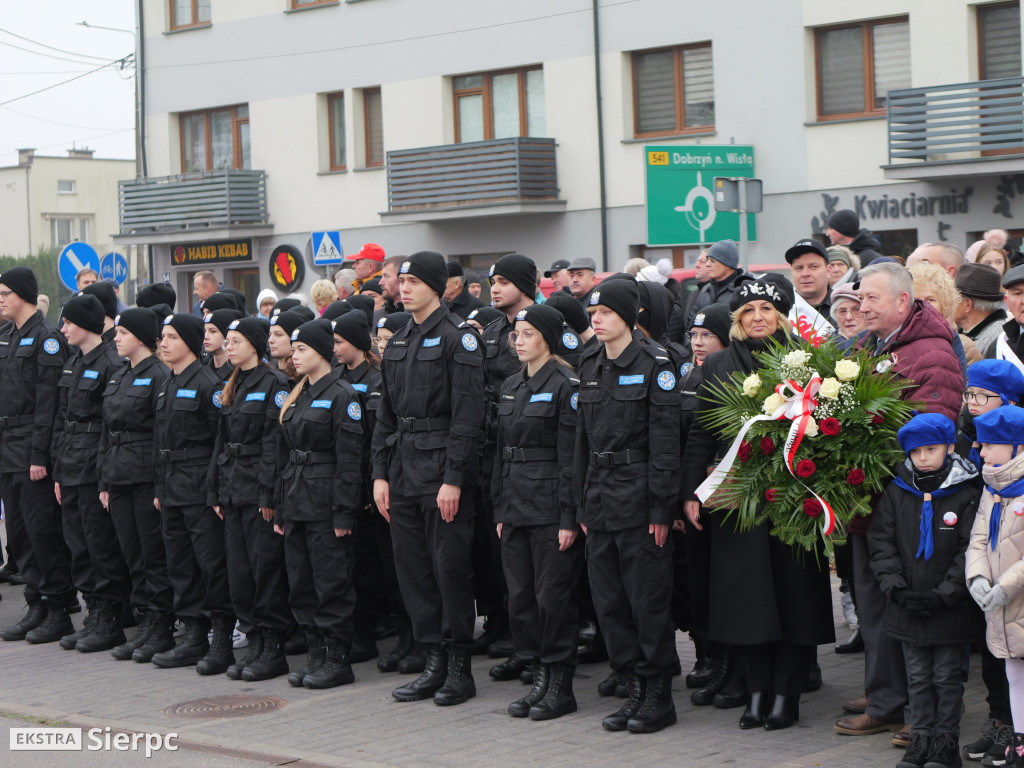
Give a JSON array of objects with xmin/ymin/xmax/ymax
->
[
  {"xmin": 347, "ymin": 401, "xmax": 362, "ymax": 420},
  {"xmin": 43, "ymin": 338, "xmax": 59, "ymax": 354},
  {"xmin": 351, "ymin": 383, "xmax": 367, "ymax": 393},
  {"xmin": 176, "ymin": 389, "xmax": 197, "ymax": 399},
  {"xmin": 212, "ymin": 390, "xmax": 224, "ymax": 408},
  {"xmin": 618, "ymin": 374, "xmax": 645, "ymax": 386},
  {"xmin": 461, "ymin": 333, "xmax": 478, "ymax": 351},
  {"xmin": 19, "ymin": 338, "xmax": 34, "ymax": 347},
  {"xmin": 310, "ymin": 399, "xmax": 332, "ymax": 409},
  {"xmin": 274, "ymin": 390, "xmax": 288, "ymax": 408},
  {"xmin": 657, "ymin": 371, "xmax": 676, "ymax": 391},
  {"xmin": 561, "ymin": 332, "xmax": 578, "ymax": 350},
  {"xmin": 530, "ymin": 392, "xmax": 553, "ymax": 403},
  {"xmin": 132, "ymin": 378, "xmax": 152, "ymax": 386},
  {"xmin": 245, "ymin": 391, "xmax": 267, "ymax": 402},
  {"xmin": 82, "ymin": 369, "xmax": 99, "ymax": 379},
  {"xmin": 570, "ymin": 392, "xmax": 579, "ymax": 411},
  {"xmin": 422, "ymin": 337, "xmax": 441, "ymax": 348}
]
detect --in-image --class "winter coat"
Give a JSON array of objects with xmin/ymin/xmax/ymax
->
[
  {"xmin": 848, "ymin": 228, "xmax": 884, "ymax": 266},
  {"xmin": 685, "ymin": 269, "xmax": 749, "ymax": 331},
  {"xmin": 965, "ymin": 309, "xmax": 1007, "ymax": 359},
  {"xmin": 868, "ymin": 455, "xmax": 982, "ymax": 645},
  {"xmin": 966, "ymin": 451, "xmax": 1024, "ymax": 659}
]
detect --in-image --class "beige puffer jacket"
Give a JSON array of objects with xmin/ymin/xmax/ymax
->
[{"xmin": 966, "ymin": 452, "xmax": 1024, "ymax": 659}]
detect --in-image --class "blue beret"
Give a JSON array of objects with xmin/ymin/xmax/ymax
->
[
  {"xmin": 967, "ymin": 359, "xmax": 1024, "ymax": 405},
  {"xmin": 897, "ymin": 413, "xmax": 957, "ymax": 454},
  {"xmin": 975, "ymin": 406, "xmax": 1024, "ymax": 446}
]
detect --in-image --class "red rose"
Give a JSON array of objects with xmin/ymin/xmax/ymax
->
[
  {"xmin": 738, "ymin": 441, "xmax": 752, "ymax": 462},
  {"xmin": 869, "ymin": 412, "xmax": 884, "ymax": 425},
  {"xmin": 795, "ymin": 459, "xmax": 816, "ymax": 478},
  {"xmin": 847, "ymin": 468, "xmax": 865, "ymax": 486},
  {"xmin": 803, "ymin": 498, "xmax": 822, "ymax": 517},
  {"xmin": 765, "ymin": 488, "xmax": 777, "ymax": 502},
  {"xmin": 820, "ymin": 418, "xmax": 841, "ymax": 436},
  {"xmin": 760, "ymin": 437, "xmax": 775, "ymax": 455}
]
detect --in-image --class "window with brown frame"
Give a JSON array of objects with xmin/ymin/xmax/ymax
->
[
  {"xmin": 290, "ymin": 0, "xmax": 336, "ymax": 8},
  {"xmin": 632, "ymin": 44, "xmax": 714, "ymax": 137},
  {"xmin": 170, "ymin": 0, "xmax": 211, "ymax": 30},
  {"xmin": 979, "ymin": 2, "xmax": 1021, "ymax": 80},
  {"xmin": 180, "ymin": 105, "xmax": 250, "ymax": 172},
  {"xmin": 452, "ymin": 66, "xmax": 545, "ymax": 143},
  {"xmin": 363, "ymin": 88, "xmax": 383, "ymax": 167},
  {"xmin": 815, "ymin": 17, "xmax": 910, "ymax": 120},
  {"xmin": 328, "ymin": 92, "xmax": 346, "ymax": 171}
]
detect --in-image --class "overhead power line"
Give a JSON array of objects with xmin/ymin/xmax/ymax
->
[
  {"xmin": 0, "ymin": 59, "xmax": 126, "ymax": 108},
  {"xmin": 0, "ymin": 38, "xmax": 119, "ymax": 66},
  {"xmin": 0, "ymin": 26, "xmax": 116, "ymax": 62},
  {"xmin": 0, "ymin": 104, "xmax": 129, "ymax": 131}
]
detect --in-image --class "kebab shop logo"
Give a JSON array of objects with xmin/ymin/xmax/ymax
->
[
  {"xmin": 268, "ymin": 245, "xmax": 306, "ymax": 292},
  {"xmin": 10, "ymin": 726, "xmax": 179, "ymax": 757}
]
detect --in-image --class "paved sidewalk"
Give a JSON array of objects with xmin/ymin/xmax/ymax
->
[{"xmin": 0, "ymin": 560, "xmax": 990, "ymax": 768}]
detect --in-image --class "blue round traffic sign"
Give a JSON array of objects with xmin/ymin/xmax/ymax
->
[
  {"xmin": 57, "ymin": 243, "xmax": 100, "ymax": 291},
  {"xmin": 99, "ymin": 252, "xmax": 129, "ymax": 284}
]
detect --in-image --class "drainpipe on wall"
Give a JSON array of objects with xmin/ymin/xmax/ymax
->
[{"xmin": 592, "ymin": 0, "xmax": 609, "ymax": 271}]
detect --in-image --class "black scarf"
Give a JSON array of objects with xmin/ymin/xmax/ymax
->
[{"xmin": 731, "ymin": 328, "xmax": 792, "ymax": 373}]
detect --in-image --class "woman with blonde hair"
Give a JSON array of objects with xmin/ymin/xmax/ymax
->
[
  {"xmin": 967, "ymin": 240, "xmax": 1011, "ymax": 277},
  {"xmin": 311, "ymin": 279, "xmax": 338, "ymax": 317},
  {"xmin": 908, "ymin": 262, "xmax": 981, "ymax": 366}
]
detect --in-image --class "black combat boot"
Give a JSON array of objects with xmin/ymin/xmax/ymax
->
[
  {"xmin": 26, "ymin": 603, "xmax": 74, "ymax": 644},
  {"xmin": 691, "ymin": 648, "xmax": 731, "ymax": 706},
  {"xmin": 151, "ymin": 617, "xmax": 209, "ymax": 668},
  {"xmin": 0, "ymin": 603, "xmax": 47, "ymax": 641},
  {"xmin": 598, "ymin": 670, "xmax": 625, "ymax": 697},
  {"xmin": 397, "ymin": 642, "xmax": 427, "ymax": 674},
  {"xmin": 377, "ymin": 622, "xmax": 414, "ymax": 673},
  {"xmin": 686, "ymin": 635, "xmax": 718, "ymax": 689},
  {"xmin": 392, "ymin": 645, "xmax": 447, "ymax": 701},
  {"xmin": 530, "ymin": 663, "xmax": 578, "ymax": 721},
  {"xmin": 490, "ymin": 652, "xmax": 534, "ymax": 682},
  {"xmin": 60, "ymin": 597, "xmax": 97, "ymax": 650},
  {"xmin": 242, "ymin": 629, "xmax": 289, "ymax": 682},
  {"xmin": 304, "ymin": 643, "xmax": 355, "ymax": 689},
  {"xmin": 288, "ymin": 632, "xmax": 323, "ymax": 687},
  {"xmin": 763, "ymin": 693, "xmax": 800, "ymax": 731},
  {"xmin": 196, "ymin": 615, "xmax": 236, "ymax": 675},
  {"xmin": 112, "ymin": 610, "xmax": 152, "ymax": 660},
  {"xmin": 133, "ymin": 613, "xmax": 175, "ymax": 663},
  {"xmin": 509, "ymin": 664, "xmax": 548, "ymax": 717},
  {"xmin": 226, "ymin": 631, "xmax": 263, "ymax": 680},
  {"xmin": 434, "ymin": 646, "xmax": 476, "ymax": 706},
  {"xmin": 712, "ymin": 663, "xmax": 747, "ymax": 709},
  {"xmin": 350, "ymin": 629, "xmax": 378, "ymax": 664},
  {"xmin": 77, "ymin": 602, "xmax": 126, "ymax": 652},
  {"xmin": 895, "ymin": 731, "xmax": 930, "ymax": 768},
  {"xmin": 627, "ymin": 672, "xmax": 676, "ymax": 733},
  {"xmin": 602, "ymin": 674, "xmax": 645, "ymax": 732},
  {"xmin": 923, "ymin": 732, "xmax": 962, "ymax": 768}
]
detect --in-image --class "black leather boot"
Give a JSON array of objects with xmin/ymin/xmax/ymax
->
[
  {"xmin": 764, "ymin": 693, "xmax": 800, "ymax": 730},
  {"xmin": 196, "ymin": 615, "xmax": 236, "ymax": 675},
  {"xmin": 377, "ymin": 622, "xmax": 415, "ymax": 673},
  {"xmin": 602, "ymin": 674, "xmax": 645, "ymax": 731},
  {"xmin": 242, "ymin": 629, "xmax": 289, "ymax": 682},
  {"xmin": 0, "ymin": 603, "xmax": 47, "ymax": 641},
  {"xmin": 691, "ymin": 650, "xmax": 731, "ymax": 706},
  {"xmin": 490, "ymin": 652, "xmax": 534, "ymax": 682},
  {"xmin": 530, "ymin": 663, "xmax": 577, "ymax": 721},
  {"xmin": 151, "ymin": 617, "xmax": 209, "ymax": 668},
  {"xmin": 59, "ymin": 598, "xmax": 97, "ymax": 649},
  {"xmin": 113, "ymin": 610, "xmax": 154, "ymax": 661},
  {"xmin": 304, "ymin": 643, "xmax": 355, "ymax": 688},
  {"xmin": 397, "ymin": 642, "xmax": 427, "ymax": 674},
  {"xmin": 133, "ymin": 614, "xmax": 175, "ymax": 662},
  {"xmin": 739, "ymin": 690, "xmax": 770, "ymax": 729},
  {"xmin": 598, "ymin": 670, "xmax": 624, "ymax": 697},
  {"xmin": 288, "ymin": 632, "xmax": 323, "ymax": 687},
  {"xmin": 434, "ymin": 646, "xmax": 476, "ymax": 706},
  {"xmin": 686, "ymin": 635, "xmax": 717, "ymax": 689},
  {"xmin": 627, "ymin": 673, "xmax": 676, "ymax": 733},
  {"xmin": 713, "ymin": 664, "xmax": 747, "ymax": 708},
  {"xmin": 77, "ymin": 602, "xmax": 126, "ymax": 652},
  {"xmin": 804, "ymin": 660, "xmax": 822, "ymax": 692},
  {"xmin": 509, "ymin": 664, "xmax": 549, "ymax": 717},
  {"xmin": 392, "ymin": 645, "xmax": 447, "ymax": 701},
  {"xmin": 26, "ymin": 604, "xmax": 74, "ymax": 644},
  {"xmin": 350, "ymin": 629, "xmax": 378, "ymax": 664},
  {"xmin": 226, "ymin": 631, "xmax": 263, "ymax": 680}
]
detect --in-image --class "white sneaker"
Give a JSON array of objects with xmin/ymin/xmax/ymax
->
[{"xmin": 841, "ymin": 593, "xmax": 858, "ymax": 630}]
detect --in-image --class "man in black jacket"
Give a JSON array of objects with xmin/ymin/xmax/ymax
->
[
  {"xmin": 684, "ymin": 240, "xmax": 749, "ymax": 332},
  {"xmin": 826, "ymin": 210, "xmax": 883, "ymax": 267},
  {"xmin": 443, "ymin": 262, "xmax": 484, "ymax": 320}
]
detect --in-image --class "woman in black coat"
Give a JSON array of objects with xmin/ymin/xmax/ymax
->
[{"xmin": 682, "ymin": 278, "xmax": 835, "ymax": 731}]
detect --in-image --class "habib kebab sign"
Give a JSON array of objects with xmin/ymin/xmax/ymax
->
[{"xmin": 645, "ymin": 146, "xmax": 756, "ymax": 246}]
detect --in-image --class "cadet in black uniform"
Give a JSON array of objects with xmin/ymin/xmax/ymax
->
[
  {"xmin": 465, "ymin": 307, "xmax": 503, "ymax": 335},
  {"xmin": 99, "ymin": 308, "xmax": 175, "ymax": 663},
  {"xmin": 81, "ymin": 281, "xmax": 119, "ymax": 349},
  {"xmin": 373, "ymin": 312, "xmax": 412, "ymax": 358},
  {"xmin": 545, "ymin": 291, "xmax": 598, "ymax": 371},
  {"xmin": 491, "ymin": 304, "xmax": 582, "ymax": 721},
  {"xmin": 268, "ymin": 310, "xmax": 306, "ymax": 380},
  {"xmin": 136, "ymin": 283, "xmax": 176, "ymax": 315},
  {"xmin": 208, "ymin": 318, "xmax": 292, "ymax": 681},
  {"xmin": 371, "ymin": 251, "xmax": 485, "ymax": 706},
  {"xmin": 53, "ymin": 295, "xmax": 132, "ymax": 652},
  {"xmin": 0, "ymin": 267, "xmax": 76, "ymax": 644},
  {"xmin": 276, "ymin": 319, "xmax": 364, "ymax": 689},
  {"xmin": 574, "ymin": 279, "xmax": 681, "ymax": 734},
  {"xmin": 204, "ymin": 308, "xmax": 242, "ymax": 383},
  {"xmin": 151, "ymin": 313, "xmax": 235, "ymax": 674}
]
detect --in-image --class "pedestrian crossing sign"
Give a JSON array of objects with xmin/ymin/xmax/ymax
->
[{"xmin": 311, "ymin": 231, "xmax": 344, "ymax": 266}]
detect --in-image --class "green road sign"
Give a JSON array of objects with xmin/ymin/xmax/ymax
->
[{"xmin": 645, "ymin": 145, "xmax": 756, "ymax": 246}]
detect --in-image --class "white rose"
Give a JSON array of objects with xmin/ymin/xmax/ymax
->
[
  {"xmin": 819, "ymin": 377, "xmax": 842, "ymax": 400},
  {"xmin": 783, "ymin": 350, "xmax": 811, "ymax": 367},
  {"xmin": 763, "ymin": 393, "xmax": 784, "ymax": 415},
  {"xmin": 743, "ymin": 373, "xmax": 762, "ymax": 398},
  {"xmin": 804, "ymin": 417, "xmax": 819, "ymax": 437},
  {"xmin": 835, "ymin": 359, "xmax": 860, "ymax": 382}
]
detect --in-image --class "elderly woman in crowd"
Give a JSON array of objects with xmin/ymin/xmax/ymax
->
[
  {"xmin": 908, "ymin": 262, "xmax": 981, "ymax": 368},
  {"xmin": 830, "ymin": 284, "xmax": 867, "ymax": 351},
  {"xmin": 826, "ymin": 246, "xmax": 859, "ymax": 289},
  {"xmin": 310, "ymin": 279, "xmax": 338, "ymax": 317}
]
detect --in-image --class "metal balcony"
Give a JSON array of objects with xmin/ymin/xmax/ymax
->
[{"xmin": 384, "ymin": 137, "xmax": 564, "ymax": 221}]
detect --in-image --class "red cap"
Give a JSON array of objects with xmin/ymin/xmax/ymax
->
[{"xmin": 354, "ymin": 243, "xmax": 385, "ymax": 263}]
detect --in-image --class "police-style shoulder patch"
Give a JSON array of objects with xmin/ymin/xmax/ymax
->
[
  {"xmin": 461, "ymin": 333, "xmax": 478, "ymax": 351},
  {"xmin": 571, "ymin": 392, "xmax": 579, "ymax": 411},
  {"xmin": 619, "ymin": 374, "xmax": 645, "ymax": 386},
  {"xmin": 20, "ymin": 337, "xmax": 35, "ymax": 347},
  {"xmin": 681, "ymin": 362, "xmax": 693, "ymax": 377},
  {"xmin": 530, "ymin": 392, "xmax": 553, "ymax": 403},
  {"xmin": 351, "ymin": 382, "xmax": 367, "ymax": 393},
  {"xmin": 423, "ymin": 337, "xmax": 441, "ymax": 348},
  {"xmin": 212, "ymin": 390, "xmax": 224, "ymax": 408},
  {"xmin": 562, "ymin": 332, "xmax": 578, "ymax": 350},
  {"xmin": 245, "ymin": 391, "xmax": 267, "ymax": 402},
  {"xmin": 310, "ymin": 399, "xmax": 332, "ymax": 409},
  {"xmin": 177, "ymin": 389, "xmax": 197, "ymax": 399},
  {"xmin": 133, "ymin": 377, "xmax": 152, "ymax": 386},
  {"xmin": 657, "ymin": 371, "xmax": 676, "ymax": 391},
  {"xmin": 347, "ymin": 401, "xmax": 362, "ymax": 420},
  {"xmin": 274, "ymin": 390, "xmax": 288, "ymax": 408},
  {"xmin": 82, "ymin": 369, "xmax": 99, "ymax": 380}
]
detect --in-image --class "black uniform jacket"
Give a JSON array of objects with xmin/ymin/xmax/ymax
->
[
  {"xmin": 482, "ymin": 313, "xmax": 520, "ymax": 432},
  {"xmin": 371, "ymin": 305, "xmax": 484, "ymax": 495},
  {"xmin": 208, "ymin": 365, "xmax": 290, "ymax": 509},
  {"xmin": 277, "ymin": 371, "xmax": 363, "ymax": 530},
  {"xmin": 0, "ymin": 312, "xmax": 68, "ymax": 473},
  {"xmin": 52, "ymin": 341, "xmax": 125, "ymax": 486},
  {"xmin": 99, "ymin": 354, "xmax": 168, "ymax": 491},
  {"xmin": 492, "ymin": 359, "xmax": 579, "ymax": 530},
  {"xmin": 341, "ymin": 361, "xmax": 382, "ymax": 497},
  {"xmin": 573, "ymin": 337, "xmax": 681, "ymax": 531}
]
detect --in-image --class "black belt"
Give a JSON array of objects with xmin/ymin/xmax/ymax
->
[
  {"xmin": 589, "ymin": 449, "xmax": 649, "ymax": 468},
  {"xmin": 396, "ymin": 417, "xmax": 450, "ymax": 433},
  {"xmin": 158, "ymin": 447, "xmax": 213, "ymax": 463},
  {"xmin": 0, "ymin": 415, "xmax": 33, "ymax": 430},
  {"xmin": 502, "ymin": 446, "xmax": 557, "ymax": 463},
  {"xmin": 65, "ymin": 421, "xmax": 101, "ymax": 434},
  {"xmin": 288, "ymin": 450, "xmax": 334, "ymax": 465},
  {"xmin": 108, "ymin": 430, "xmax": 152, "ymax": 446},
  {"xmin": 225, "ymin": 443, "xmax": 262, "ymax": 458}
]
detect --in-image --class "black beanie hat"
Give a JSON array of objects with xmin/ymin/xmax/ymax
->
[
  {"xmin": 163, "ymin": 313, "xmax": 205, "ymax": 358},
  {"xmin": 543, "ymin": 291, "xmax": 589, "ymax": 334},
  {"xmin": 270, "ymin": 309, "xmax": 307, "ymax": 337},
  {"xmin": 690, "ymin": 302, "xmax": 731, "ymax": 346},
  {"xmin": 292, "ymin": 319, "xmax": 335, "ymax": 363},
  {"xmin": 82, "ymin": 281, "xmax": 117, "ymax": 319},
  {"xmin": 148, "ymin": 303, "xmax": 173, "ymax": 321},
  {"xmin": 115, "ymin": 308, "xmax": 160, "ymax": 349},
  {"xmin": 202, "ymin": 292, "xmax": 237, "ymax": 314},
  {"xmin": 729, "ymin": 277, "xmax": 792, "ymax": 314},
  {"xmin": 588, "ymin": 279, "xmax": 639, "ymax": 328},
  {"xmin": 222, "ymin": 287, "xmax": 246, "ymax": 313},
  {"xmin": 137, "ymin": 282, "xmax": 176, "ymax": 311},
  {"xmin": 376, "ymin": 312, "xmax": 412, "ymax": 334},
  {"xmin": 227, "ymin": 316, "xmax": 269, "ymax": 358},
  {"xmin": 0, "ymin": 266, "xmax": 38, "ymax": 305},
  {"xmin": 360, "ymin": 278, "xmax": 383, "ymax": 296},
  {"xmin": 322, "ymin": 301, "xmax": 351, "ymax": 321},
  {"xmin": 62, "ymin": 294, "xmax": 105, "ymax": 335},
  {"xmin": 345, "ymin": 294, "xmax": 375, "ymax": 328},
  {"xmin": 466, "ymin": 307, "xmax": 504, "ymax": 328},
  {"xmin": 400, "ymin": 251, "xmax": 448, "ymax": 297},
  {"xmin": 332, "ymin": 310, "xmax": 372, "ymax": 351},
  {"xmin": 827, "ymin": 209, "xmax": 860, "ymax": 238},
  {"xmin": 271, "ymin": 298, "xmax": 301, "ymax": 317},
  {"xmin": 514, "ymin": 303, "xmax": 564, "ymax": 354},
  {"xmin": 489, "ymin": 253, "xmax": 537, "ymax": 297},
  {"xmin": 447, "ymin": 261, "xmax": 464, "ymax": 278},
  {"xmin": 205, "ymin": 308, "xmax": 243, "ymax": 336}
]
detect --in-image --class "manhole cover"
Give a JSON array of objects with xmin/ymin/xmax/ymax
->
[{"xmin": 164, "ymin": 695, "xmax": 286, "ymax": 719}]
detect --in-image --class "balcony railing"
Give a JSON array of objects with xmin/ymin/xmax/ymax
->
[
  {"xmin": 386, "ymin": 137, "xmax": 560, "ymax": 212},
  {"xmin": 887, "ymin": 77, "xmax": 1024, "ymax": 163},
  {"xmin": 118, "ymin": 169, "xmax": 268, "ymax": 234}
]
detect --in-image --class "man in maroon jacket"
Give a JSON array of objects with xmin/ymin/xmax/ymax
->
[{"xmin": 836, "ymin": 261, "xmax": 964, "ymax": 738}]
